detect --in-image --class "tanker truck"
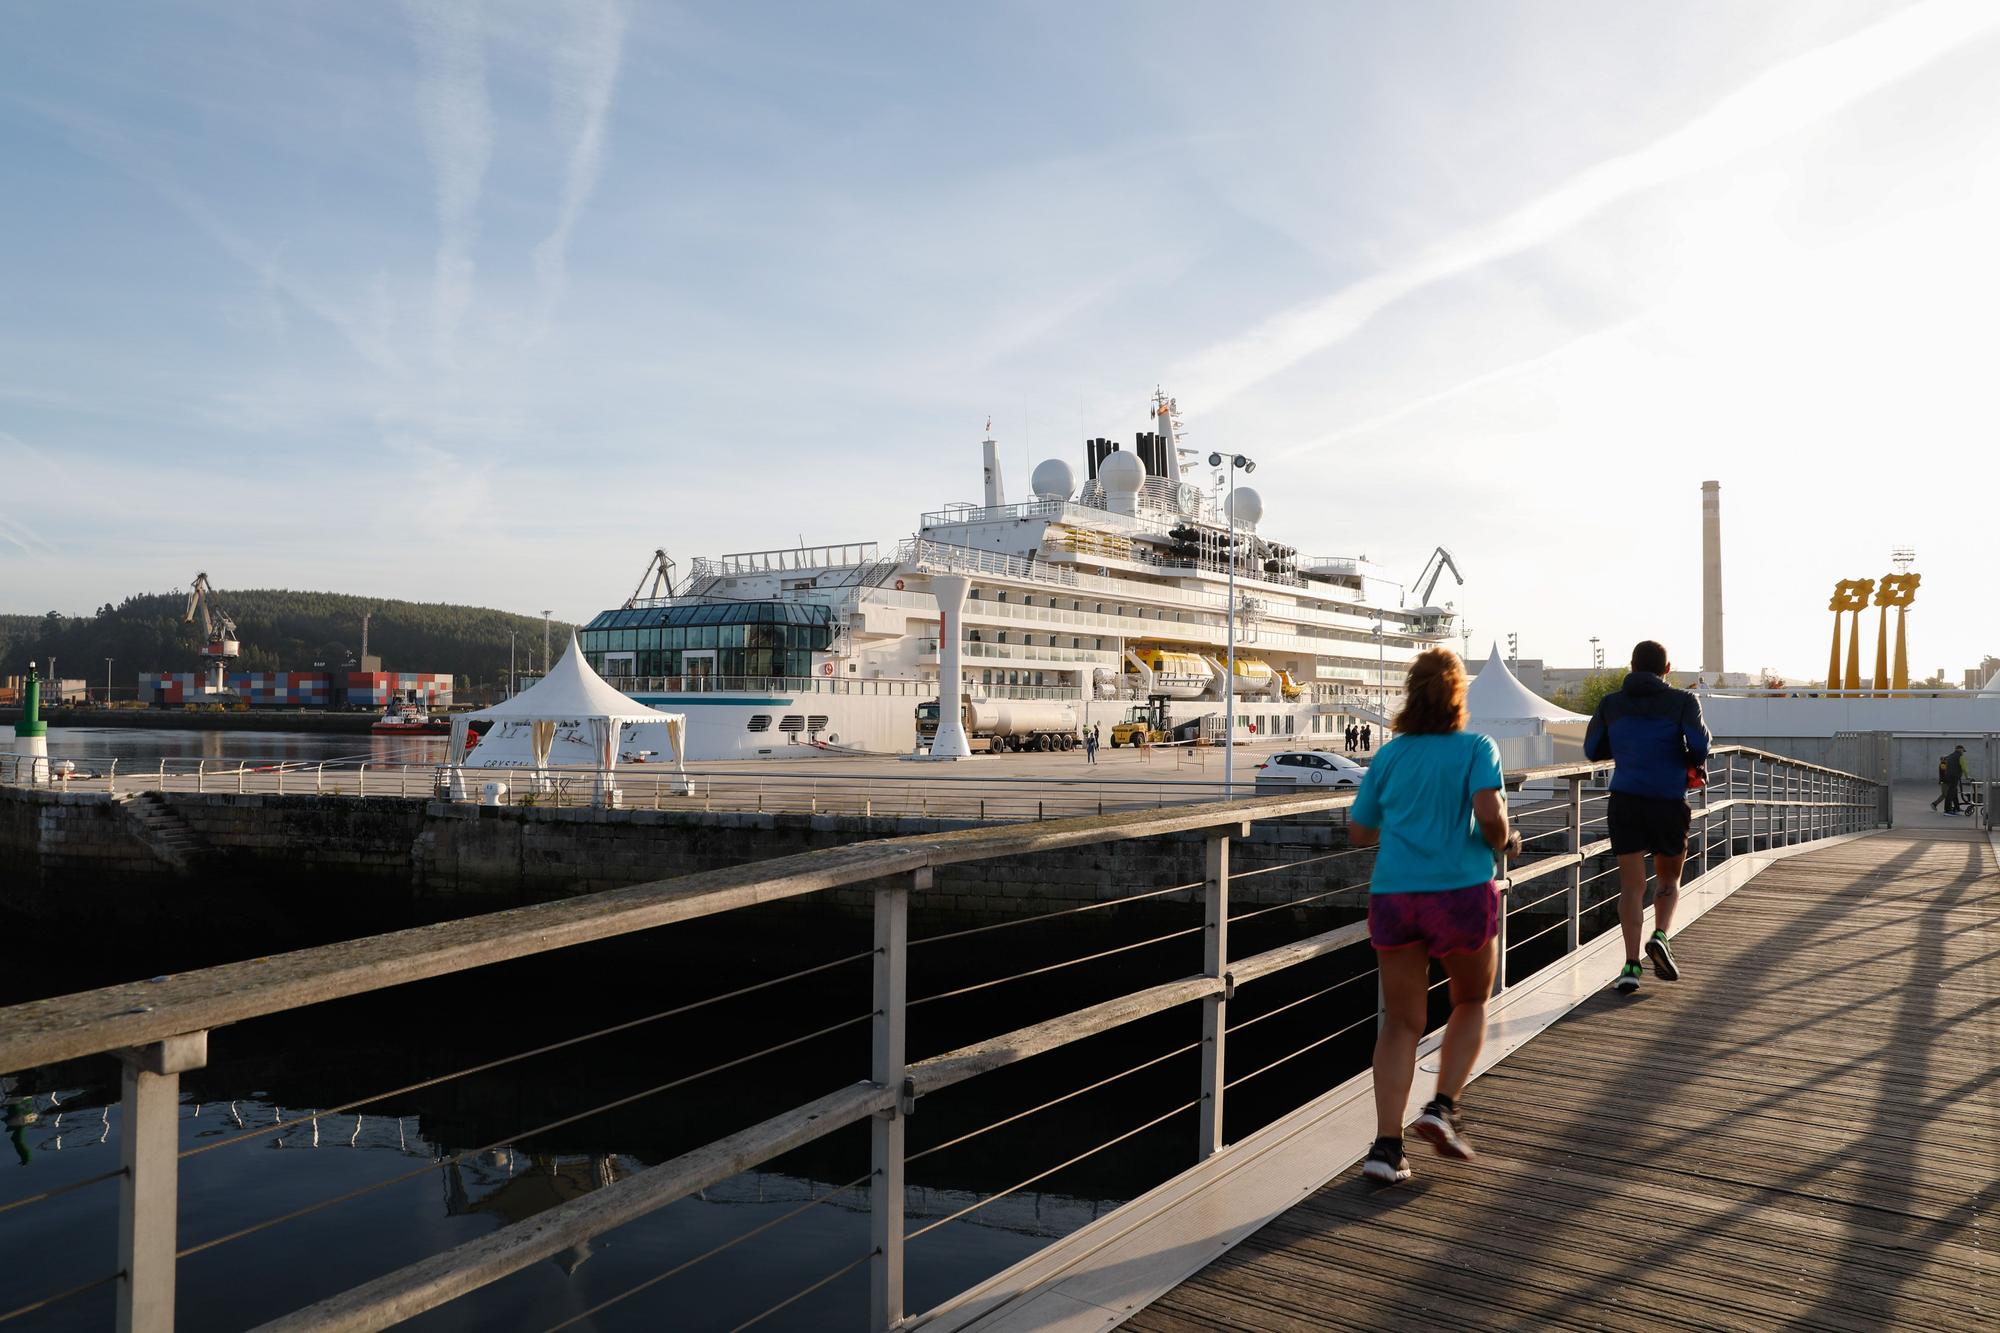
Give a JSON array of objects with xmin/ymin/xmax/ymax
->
[{"xmin": 914, "ymin": 695, "xmax": 1082, "ymax": 753}]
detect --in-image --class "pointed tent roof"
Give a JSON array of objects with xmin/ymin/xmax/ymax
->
[
  {"xmin": 1981, "ymin": 670, "xmax": 2000, "ymax": 697},
  {"xmin": 467, "ymin": 634, "xmax": 678, "ymax": 725},
  {"xmin": 1466, "ymin": 644, "xmax": 1589, "ymax": 723}
]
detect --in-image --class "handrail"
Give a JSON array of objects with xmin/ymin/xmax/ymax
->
[{"xmin": 0, "ymin": 744, "xmax": 1884, "ymax": 1331}]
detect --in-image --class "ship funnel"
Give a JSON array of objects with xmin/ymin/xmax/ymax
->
[{"xmin": 982, "ymin": 435, "xmax": 1005, "ymax": 509}]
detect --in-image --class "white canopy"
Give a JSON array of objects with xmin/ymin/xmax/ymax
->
[
  {"xmin": 450, "ymin": 634, "xmax": 687, "ymax": 790},
  {"xmin": 1466, "ymin": 644, "xmax": 1589, "ymax": 723}
]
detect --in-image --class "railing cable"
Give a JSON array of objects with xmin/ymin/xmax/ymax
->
[
  {"xmin": 0, "ymin": 1271, "xmax": 121, "ymax": 1326},
  {"xmin": 0, "ymin": 1165, "xmax": 124, "ymax": 1216},
  {"xmin": 908, "ymin": 1041, "xmax": 1201, "ymax": 1166},
  {"xmin": 906, "ymin": 1098, "xmax": 1200, "ymax": 1242},
  {"xmin": 910, "ymin": 925, "xmax": 1201, "ymax": 1007},
  {"xmin": 539, "ymin": 1173, "xmax": 871, "ymax": 1332},
  {"xmin": 176, "ymin": 1010, "xmax": 872, "ymax": 1258},
  {"xmin": 179, "ymin": 949, "xmax": 871, "ymax": 1161},
  {"xmin": 910, "ymin": 880, "xmax": 1201, "ymax": 947},
  {"xmin": 1224, "ymin": 1011, "xmax": 1376, "ymax": 1090}
]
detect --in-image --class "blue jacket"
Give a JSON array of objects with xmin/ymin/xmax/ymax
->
[{"xmin": 1583, "ymin": 673, "xmax": 1711, "ymax": 801}]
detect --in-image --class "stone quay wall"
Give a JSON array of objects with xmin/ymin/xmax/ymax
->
[{"xmin": 0, "ymin": 787, "xmax": 1385, "ymax": 930}]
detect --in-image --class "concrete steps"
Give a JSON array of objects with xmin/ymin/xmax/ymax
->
[{"xmin": 113, "ymin": 791, "xmax": 217, "ymax": 874}]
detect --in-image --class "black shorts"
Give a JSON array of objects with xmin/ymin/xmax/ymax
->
[{"xmin": 1607, "ymin": 792, "xmax": 1692, "ymax": 857}]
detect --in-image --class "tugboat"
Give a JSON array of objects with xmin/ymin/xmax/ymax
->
[{"xmin": 371, "ymin": 693, "xmax": 452, "ymax": 736}]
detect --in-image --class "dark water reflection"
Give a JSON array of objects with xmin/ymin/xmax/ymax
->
[
  {"xmin": 43, "ymin": 726, "xmax": 447, "ymax": 769},
  {"xmin": 2, "ymin": 890, "xmax": 1397, "ymax": 1330}
]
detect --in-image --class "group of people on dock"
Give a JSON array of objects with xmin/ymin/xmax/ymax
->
[{"xmin": 1351, "ymin": 639, "xmax": 1709, "ymax": 1183}]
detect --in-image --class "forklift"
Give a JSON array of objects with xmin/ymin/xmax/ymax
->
[{"xmin": 1111, "ymin": 695, "xmax": 1173, "ymax": 747}]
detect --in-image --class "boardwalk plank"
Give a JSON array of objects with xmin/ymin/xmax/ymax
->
[{"xmin": 1124, "ymin": 828, "xmax": 1998, "ymax": 1332}]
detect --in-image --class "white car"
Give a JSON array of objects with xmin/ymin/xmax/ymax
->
[{"xmin": 1253, "ymin": 750, "xmax": 1364, "ymax": 788}]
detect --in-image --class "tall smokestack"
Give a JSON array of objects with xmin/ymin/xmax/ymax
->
[{"xmin": 1701, "ymin": 481, "xmax": 1723, "ymax": 675}]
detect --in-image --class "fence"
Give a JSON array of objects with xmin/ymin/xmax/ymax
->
[
  {"xmin": 0, "ymin": 748, "xmax": 1319, "ymax": 820},
  {"xmin": 0, "ymin": 746, "xmax": 1879, "ymax": 1330}
]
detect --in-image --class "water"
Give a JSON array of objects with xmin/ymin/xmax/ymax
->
[
  {"xmin": 42, "ymin": 726, "xmax": 447, "ymax": 769},
  {"xmin": 0, "ymin": 889, "xmax": 1387, "ymax": 1330}
]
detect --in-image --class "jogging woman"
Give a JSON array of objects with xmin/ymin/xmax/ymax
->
[{"xmin": 1349, "ymin": 648, "xmax": 1519, "ymax": 1183}]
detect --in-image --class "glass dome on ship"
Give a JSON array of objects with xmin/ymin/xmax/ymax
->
[{"xmin": 577, "ymin": 391, "xmax": 1460, "ymax": 761}]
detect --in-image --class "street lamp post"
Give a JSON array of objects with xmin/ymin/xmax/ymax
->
[
  {"xmin": 1372, "ymin": 621, "xmax": 1386, "ymax": 723},
  {"xmin": 1208, "ymin": 451, "xmax": 1256, "ymax": 797},
  {"xmin": 541, "ymin": 611, "xmax": 553, "ymax": 675},
  {"xmin": 509, "ymin": 632, "xmax": 517, "ymax": 700},
  {"xmin": 104, "ymin": 657, "xmax": 113, "ymax": 706}
]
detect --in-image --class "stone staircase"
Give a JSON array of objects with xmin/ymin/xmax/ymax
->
[{"xmin": 112, "ymin": 791, "xmax": 215, "ymax": 874}]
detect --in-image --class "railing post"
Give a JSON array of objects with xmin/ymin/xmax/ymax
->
[
  {"xmin": 1492, "ymin": 845, "xmax": 1508, "ymax": 998},
  {"xmin": 109, "ymin": 757, "xmax": 118, "ymax": 796},
  {"xmin": 117, "ymin": 1031, "xmax": 207, "ymax": 1333},
  {"xmin": 1199, "ymin": 829, "xmax": 1234, "ymax": 1160},
  {"xmin": 870, "ymin": 868, "xmax": 915, "ymax": 1332},
  {"xmin": 196, "ymin": 760, "xmax": 204, "ymax": 795},
  {"xmin": 1565, "ymin": 777, "xmax": 1583, "ymax": 953},
  {"xmin": 237, "ymin": 761, "xmax": 245, "ymax": 795}
]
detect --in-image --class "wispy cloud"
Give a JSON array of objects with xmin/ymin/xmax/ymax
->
[
  {"xmin": 1174, "ymin": 0, "xmax": 2000, "ymax": 409},
  {"xmin": 9, "ymin": 95, "xmax": 402, "ymax": 373},
  {"xmin": 533, "ymin": 0, "xmax": 628, "ymax": 325},
  {"xmin": 405, "ymin": 0, "xmax": 494, "ymax": 367}
]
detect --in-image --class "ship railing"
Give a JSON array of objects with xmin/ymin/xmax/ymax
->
[{"xmin": 0, "ymin": 748, "xmax": 1883, "ymax": 1331}]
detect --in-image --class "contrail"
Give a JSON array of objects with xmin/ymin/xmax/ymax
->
[
  {"xmin": 405, "ymin": 0, "xmax": 493, "ymax": 367},
  {"xmin": 1172, "ymin": 0, "xmax": 2000, "ymax": 409},
  {"xmin": 534, "ymin": 0, "xmax": 628, "ymax": 322}
]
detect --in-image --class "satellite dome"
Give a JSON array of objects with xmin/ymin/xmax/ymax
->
[
  {"xmin": 1097, "ymin": 449, "xmax": 1145, "ymax": 494},
  {"xmin": 1031, "ymin": 458, "xmax": 1075, "ymax": 501},
  {"xmin": 1228, "ymin": 486, "xmax": 1264, "ymax": 526}
]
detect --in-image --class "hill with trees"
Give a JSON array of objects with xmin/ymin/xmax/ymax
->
[{"xmin": 0, "ymin": 590, "xmax": 575, "ymax": 693}]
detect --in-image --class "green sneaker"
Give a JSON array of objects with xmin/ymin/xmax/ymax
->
[
  {"xmin": 1646, "ymin": 929, "xmax": 1680, "ymax": 981},
  {"xmin": 1614, "ymin": 961, "xmax": 1642, "ymax": 994}
]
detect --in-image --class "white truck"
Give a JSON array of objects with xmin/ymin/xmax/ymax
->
[{"xmin": 915, "ymin": 696, "xmax": 1082, "ymax": 753}]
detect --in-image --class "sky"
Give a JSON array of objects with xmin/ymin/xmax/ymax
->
[{"xmin": 3, "ymin": 1, "xmax": 1998, "ymax": 682}]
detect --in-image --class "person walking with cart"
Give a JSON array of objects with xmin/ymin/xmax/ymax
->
[
  {"xmin": 1583, "ymin": 640, "xmax": 1711, "ymax": 994},
  {"xmin": 1935, "ymin": 744, "xmax": 1970, "ymax": 813},
  {"xmin": 1350, "ymin": 648, "xmax": 1520, "ymax": 1184}
]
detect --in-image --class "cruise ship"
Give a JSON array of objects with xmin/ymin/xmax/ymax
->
[{"xmin": 577, "ymin": 394, "xmax": 1459, "ymax": 760}]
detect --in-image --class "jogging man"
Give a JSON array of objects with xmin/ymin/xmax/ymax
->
[{"xmin": 1583, "ymin": 641, "xmax": 1711, "ymax": 994}]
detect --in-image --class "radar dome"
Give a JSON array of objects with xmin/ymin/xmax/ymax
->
[
  {"xmin": 1228, "ymin": 486, "xmax": 1264, "ymax": 526},
  {"xmin": 1097, "ymin": 449, "xmax": 1145, "ymax": 494},
  {"xmin": 1031, "ymin": 458, "xmax": 1075, "ymax": 501}
]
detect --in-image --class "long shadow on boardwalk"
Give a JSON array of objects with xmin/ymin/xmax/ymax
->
[{"xmin": 1126, "ymin": 830, "xmax": 1998, "ymax": 1332}]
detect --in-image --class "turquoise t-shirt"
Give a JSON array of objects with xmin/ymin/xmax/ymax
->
[{"xmin": 1350, "ymin": 731, "xmax": 1505, "ymax": 894}]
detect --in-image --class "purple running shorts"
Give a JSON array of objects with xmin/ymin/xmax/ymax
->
[{"xmin": 1368, "ymin": 881, "xmax": 1500, "ymax": 957}]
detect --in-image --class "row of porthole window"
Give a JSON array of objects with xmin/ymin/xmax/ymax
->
[{"xmin": 744, "ymin": 714, "xmax": 830, "ymax": 733}]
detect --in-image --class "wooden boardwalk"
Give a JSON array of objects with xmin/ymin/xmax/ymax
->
[{"xmin": 1126, "ymin": 827, "xmax": 1997, "ymax": 1332}]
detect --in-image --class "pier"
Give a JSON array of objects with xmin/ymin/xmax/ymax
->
[{"xmin": 2, "ymin": 747, "xmax": 1980, "ymax": 1330}]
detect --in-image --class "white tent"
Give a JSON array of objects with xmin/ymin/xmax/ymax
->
[
  {"xmin": 1467, "ymin": 645, "xmax": 1590, "ymax": 772},
  {"xmin": 450, "ymin": 635, "xmax": 687, "ymax": 804}
]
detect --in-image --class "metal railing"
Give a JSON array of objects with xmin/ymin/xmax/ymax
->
[
  {"xmin": 0, "ymin": 747, "xmax": 1308, "ymax": 819},
  {"xmin": 0, "ymin": 746, "xmax": 1880, "ymax": 1331}
]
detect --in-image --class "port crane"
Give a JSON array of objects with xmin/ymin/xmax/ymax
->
[
  {"xmin": 1405, "ymin": 547, "xmax": 1464, "ymax": 642},
  {"xmin": 623, "ymin": 549, "xmax": 678, "ymax": 608},
  {"xmin": 183, "ymin": 572, "xmax": 241, "ymax": 696}
]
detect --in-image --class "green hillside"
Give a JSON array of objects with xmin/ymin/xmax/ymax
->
[{"xmin": 0, "ymin": 590, "xmax": 575, "ymax": 690}]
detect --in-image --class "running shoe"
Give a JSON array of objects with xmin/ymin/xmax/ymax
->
[
  {"xmin": 1411, "ymin": 1098, "xmax": 1477, "ymax": 1161},
  {"xmin": 1614, "ymin": 961, "xmax": 1642, "ymax": 994},
  {"xmin": 1361, "ymin": 1137, "xmax": 1410, "ymax": 1183},
  {"xmin": 1645, "ymin": 929, "xmax": 1681, "ymax": 982}
]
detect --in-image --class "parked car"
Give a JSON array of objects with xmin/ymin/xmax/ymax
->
[{"xmin": 1253, "ymin": 750, "xmax": 1364, "ymax": 789}]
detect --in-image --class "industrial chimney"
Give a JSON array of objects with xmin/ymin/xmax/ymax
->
[{"xmin": 1701, "ymin": 481, "xmax": 1723, "ymax": 676}]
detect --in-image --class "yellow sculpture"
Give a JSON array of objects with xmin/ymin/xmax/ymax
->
[
  {"xmin": 1827, "ymin": 579, "xmax": 1873, "ymax": 693},
  {"xmin": 1874, "ymin": 572, "xmax": 1920, "ymax": 691}
]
